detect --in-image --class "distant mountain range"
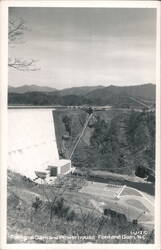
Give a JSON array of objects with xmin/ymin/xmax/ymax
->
[
  {"xmin": 58, "ymin": 86, "xmax": 104, "ymax": 96},
  {"xmin": 8, "ymin": 84, "xmax": 104, "ymax": 95},
  {"xmin": 86, "ymin": 83, "xmax": 155, "ymax": 102},
  {"xmin": 8, "ymin": 84, "xmax": 57, "ymax": 94},
  {"xmin": 8, "ymin": 83, "xmax": 155, "ymax": 107}
]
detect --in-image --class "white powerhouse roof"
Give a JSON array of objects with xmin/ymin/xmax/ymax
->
[{"xmin": 49, "ymin": 159, "xmax": 71, "ymax": 168}]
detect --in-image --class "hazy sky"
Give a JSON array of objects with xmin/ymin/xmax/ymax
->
[{"xmin": 9, "ymin": 7, "xmax": 156, "ymax": 89}]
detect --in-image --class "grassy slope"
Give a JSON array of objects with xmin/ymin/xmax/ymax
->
[{"xmin": 7, "ymin": 170, "xmax": 154, "ymax": 244}]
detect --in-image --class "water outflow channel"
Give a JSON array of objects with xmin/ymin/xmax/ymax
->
[{"xmin": 8, "ymin": 108, "xmax": 59, "ymax": 179}]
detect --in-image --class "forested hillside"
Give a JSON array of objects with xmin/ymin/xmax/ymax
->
[{"xmin": 53, "ymin": 109, "xmax": 155, "ymax": 178}]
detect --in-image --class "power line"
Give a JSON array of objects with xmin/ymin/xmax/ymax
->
[
  {"xmin": 69, "ymin": 113, "xmax": 93, "ymax": 159},
  {"xmin": 128, "ymin": 96, "xmax": 150, "ymax": 108}
]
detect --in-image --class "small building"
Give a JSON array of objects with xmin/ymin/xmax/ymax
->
[
  {"xmin": 47, "ymin": 159, "xmax": 71, "ymax": 177},
  {"xmin": 34, "ymin": 159, "xmax": 72, "ymax": 184}
]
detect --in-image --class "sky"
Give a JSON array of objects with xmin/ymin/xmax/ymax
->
[{"xmin": 9, "ymin": 7, "xmax": 156, "ymax": 89}]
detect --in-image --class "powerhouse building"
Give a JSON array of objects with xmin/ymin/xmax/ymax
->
[{"xmin": 48, "ymin": 159, "xmax": 71, "ymax": 176}]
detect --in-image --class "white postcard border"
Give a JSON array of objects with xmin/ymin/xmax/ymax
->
[{"xmin": 0, "ymin": 1, "xmax": 160, "ymax": 250}]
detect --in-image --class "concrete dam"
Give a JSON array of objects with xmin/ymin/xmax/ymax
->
[{"xmin": 8, "ymin": 108, "xmax": 61, "ymax": 179}]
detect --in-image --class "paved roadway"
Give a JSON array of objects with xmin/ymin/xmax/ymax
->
[{"xmin": 80, "ymin": 181, "xmax": 154, "ymax": 229}]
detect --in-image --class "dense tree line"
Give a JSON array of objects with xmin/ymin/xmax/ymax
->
[
  {"xmin": 8, "ymin": 91, "xmax": 152, "ymax": 107},
  {"xmin": 8, "ymin": 92, "xmax": 90, "ymax": 106}
]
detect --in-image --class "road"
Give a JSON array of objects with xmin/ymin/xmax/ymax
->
[{"xmin": 80, "ymin": 181, "xmax": 154, "ymax": 229}]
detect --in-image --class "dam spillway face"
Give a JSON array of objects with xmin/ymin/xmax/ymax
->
[{"xmin": 8, "ymin": 108, "xmax": 59, "ymax": 179}]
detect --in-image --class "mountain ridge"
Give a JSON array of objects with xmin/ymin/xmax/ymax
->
[
  {"xmin": 86, "ymin": 83, "xmax": 155, "ymax": 101},
  {"xmin": 8, "ymin": 84, "xmax": 57, "ymax": 94},
  {"xmin": 8, "ymin": 83, "xmax": 155, "ymax": 107}
]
